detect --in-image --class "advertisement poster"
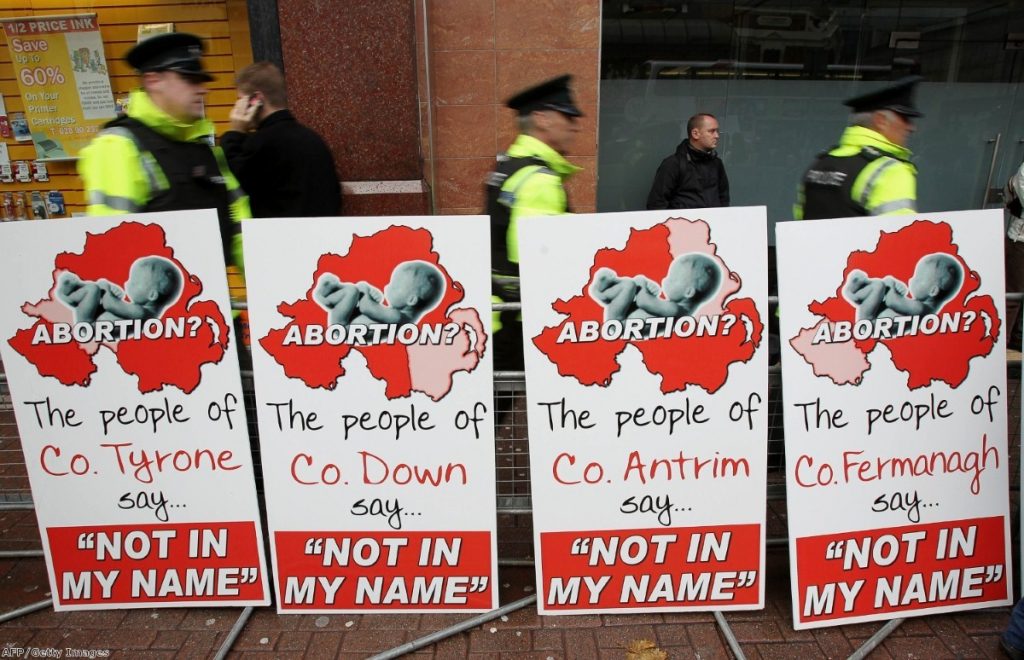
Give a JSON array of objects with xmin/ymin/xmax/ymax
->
[
  {"xmin": 242, "ymin": 216, "xmax": 498, "ymax": 613},
  {"xmin": 1, "ymin": 14, "xmax": 116, "ymax": 159},
  {"xmin": 518, "ymin": 209, "xmax": 769, "ymax": 615},
  {"xmin": 777, "ymin": 210, "xmax": 1011, "ymax": 629},
  {"xmin": 0, "ymin": 210, "xmax": 270, "ymax": 610}
]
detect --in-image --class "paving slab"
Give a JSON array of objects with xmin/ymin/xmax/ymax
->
[{"xmin": 0, "ymin": 542, "xmax": 1018, "ymax": 659}]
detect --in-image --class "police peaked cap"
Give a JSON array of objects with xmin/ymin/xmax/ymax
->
[
  {"xmin": 844, "ymin": 75, "xmax": 924, "ymax": 118},
  {"xmin": 506, "ymin": 74, "xmax": 583, "ymax": 117},
  {"xmin": 126, "ymin": 32, "xmax": 213, "ymax": 82}
]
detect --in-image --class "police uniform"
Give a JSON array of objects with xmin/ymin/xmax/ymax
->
[
  {"xmin": 485, "ymin": 75, "xmax": 582, "ymax": 370},
  {"xmin": 795, "ymin": 76, "xmax": 921, "ymax": 220},
  {"xmin": 1004, "ymin": 161, "xmax": 1024, "ymax": 345},
  {"xmin": 78, "ymin": 33, "xmax": 250, "ymax": 269}
]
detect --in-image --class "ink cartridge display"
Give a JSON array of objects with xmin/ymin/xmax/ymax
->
[
  {"xmin": 30, "ymin": 191, "xmax": 46, "ymax": 219},
  {"xmin": 32, "ymin": 161, "xmax": 49, "ymax": 182},
  {"xmin": 46, "ymin": 191, "xmax": 66, "ymax": 218}
]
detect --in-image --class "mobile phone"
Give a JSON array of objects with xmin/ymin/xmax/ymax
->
[{"xmin": 248, "ymin": 94, "xmax": 263, "ymax": 111}]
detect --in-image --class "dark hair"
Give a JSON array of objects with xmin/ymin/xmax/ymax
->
[
  {"xmin": 236, "ymin": 61, "xmax": 288, "ymax": 108},
  {"xmin": 687, "ymin": 113, "xmax": 716, "ymax": 138}
]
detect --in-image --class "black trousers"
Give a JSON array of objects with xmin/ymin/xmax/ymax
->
[{"xmin": 493, "ymin": 314, "xmax": 524, "ymax": 372}]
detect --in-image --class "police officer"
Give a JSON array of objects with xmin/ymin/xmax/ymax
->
[
  {"xmin": 79, "ymin": 33, "xmax": 250, "ymax": 269},
  {"xmin": 795, "ymin": 76, "xmax": 922, "ymax": 220},
  {"xmin": 485, "ymin": 74, "xmax": 582, "ymax": 369}
]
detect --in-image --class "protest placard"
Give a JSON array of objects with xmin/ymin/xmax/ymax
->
[
  {"xmin": 0, "ymin": 210, "xmax": 269, "ymax": 609},
  {"xmin": 777, "ymin": 211, "xmax": 1011, "ymax": 629},
  {"xmin": 242, "ymin": 216, "xmax": 498, "ymax": 613},
  {"xmin": 518, "ymin": 209, "xmax": 769, "ymax": 614}
]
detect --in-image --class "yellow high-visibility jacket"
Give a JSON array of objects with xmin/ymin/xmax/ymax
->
[
  {"xmin": 795, "ymin": 126, "xmax": 917, "ymax": 220},
  {"xmin": 486, "ymin": 133, "xmax": 581, "ymax": 332},
  {"xmin": 78, "ymin": 88, "xmax": 251, "ymax": 270}
]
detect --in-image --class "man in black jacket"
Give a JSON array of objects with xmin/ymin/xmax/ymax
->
[
  {"xmin": 221, "ymin": 62, "xmax": 341, "ymax": 217},
  {"xmin": 646, "ymin": 113, "xmax": 730, "ymax": 210}
]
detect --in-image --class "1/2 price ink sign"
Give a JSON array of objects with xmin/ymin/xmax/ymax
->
[
  {"xmin": 242, "ymin": 216, "xmax": 498, "ymax": 613},
  {"xmin": 1, "ymin": 14, "xmax": 116, "ymax": 158},
  {"xmin": 777, "ymin": 211, "xmax": 1012, "ymax": 629},
  {"xmin": 0, "ymin": 210, "xmax": 270, "ymax": 610},
  {"xmin": 518, "ymin": 209, "xmax": 769, "ymax": 614}
]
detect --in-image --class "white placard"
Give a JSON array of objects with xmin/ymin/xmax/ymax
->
[
  {"xmin": 518, "ymin": 208, "xmax": 769, "ymax": 614},
  {"xmin": 777, "ymin": 211, "xmax": 1011, "ymax": 629},
  {"xmin": 0, "ymin": 210, "xmax": 270, "ymax": 610},
  {"xmin": 242, "ymin": 216, "xmax": 498, "ymax": 613}
]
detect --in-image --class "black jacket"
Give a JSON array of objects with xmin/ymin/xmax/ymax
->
[
  {"xmin": 646, "ymin": 139, "xmax": 730, "ymax": 210},
  {"xmin": 221, "ymin": 109, "xmax": 341, "ymax": 218}
]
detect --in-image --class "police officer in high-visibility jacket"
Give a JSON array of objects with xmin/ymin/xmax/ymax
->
[
  {"xmin": 79, "ymin": 33, "xmax": 251, "ymax": 270},
  {"xmin": 795, "ymin": 76, "xmax": 922, "ymax": 220},
  {"xmin": 485, "ymin": 74, "xmax": 582, "ymax": 369}
]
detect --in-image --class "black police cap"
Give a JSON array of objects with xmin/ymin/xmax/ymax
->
[
  {"xmin": 506, "ymin": 74, "xmax": 583, "ymax": 117},
  {"xmin": 844, "ymin": 75, "xmax": 924, "ymax": 118},
  {"xmin": 125, "ymin": 32, "xmax": 213, "ymax": 82}
]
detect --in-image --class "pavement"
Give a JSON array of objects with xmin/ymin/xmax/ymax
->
[{"xmin": 0, "ymin": 503, "xmax": 1015, "ymax": 659}]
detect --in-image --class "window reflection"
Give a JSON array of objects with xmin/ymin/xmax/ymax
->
[
  {"xmin": 602, "ymin": 2, "xmax": 1024, "ymax": 84},
  {"xmin": 599, "ymin": 1, "xmax": 1024, "ymax": 233}
]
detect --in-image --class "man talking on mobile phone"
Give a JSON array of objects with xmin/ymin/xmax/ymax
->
[{"xmin": 221, "ymin": 61, "xmax": 341, "ymax": 218}]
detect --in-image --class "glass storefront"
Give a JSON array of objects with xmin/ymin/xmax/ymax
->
[{"xmin": 598, "ymin": 1, "xmax": 1024, "ymax": 241}]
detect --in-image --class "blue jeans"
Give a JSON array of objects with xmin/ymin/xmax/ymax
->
[{"xmin": 1005, "ymin": 598, "xmax": 1024, "ymax": 652}]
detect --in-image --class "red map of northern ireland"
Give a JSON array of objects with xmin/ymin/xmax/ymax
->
[
  {"xmin": 789, "ymin": 221, "xmax": 999, "ymax": 389},
  {"xmin": 258, "ymin": 226, "xmax": 486, "ymax": 401},
  {"xmin": 7, "ymin": 222, "xmax": 229, "ymax": 394},
  {"xmin": 533, "ymin": 218, "xmax": 763, "ymax": 394}
]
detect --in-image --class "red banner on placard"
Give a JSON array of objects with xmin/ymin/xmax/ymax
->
[
  {"xmin": 47, "ymin": 522, "xmax": 265, "ymax": 606},
  {"xmin": 539, "ymin": 524, "xmax": 760, "ymax": 610},
  {"xmin": 795, "ymin": 516, "xmax": 1008, "ymax": 625},
  {"xmin": 274, "ymin": 530, "xmax": 493, "ymax": 610}
]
